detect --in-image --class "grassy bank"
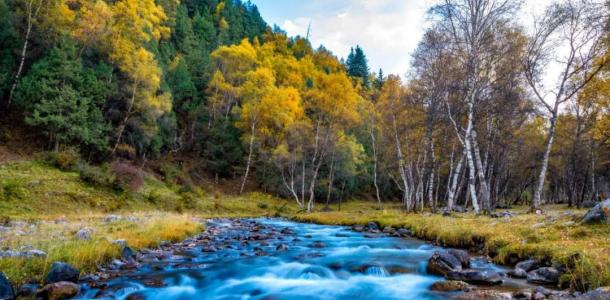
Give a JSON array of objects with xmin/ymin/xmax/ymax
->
[
  {"xmin": 2, "ymin": 160, "xmax": 609, "ymax": 291},
  {"xmin": 0, "ymin": 160, "xmax": 294, "ymax": 284},
  {"xmin": 293, "ymin": 201, "xmax": 610, "ymax": 291}
]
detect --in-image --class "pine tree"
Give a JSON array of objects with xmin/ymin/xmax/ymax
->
[
  {"xmin": 345, "ymin": 45, "xmax": 370, "ymax": 88},
  {"xmin": 15, "ymin": 44, "xmax": 108, "ymax": 151}
]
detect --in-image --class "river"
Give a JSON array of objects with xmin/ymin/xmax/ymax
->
[{"xmin": 77, "ymin": 218, "xmax": 536, "ymax": 299}]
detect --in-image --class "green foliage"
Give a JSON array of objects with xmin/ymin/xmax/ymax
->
[
  {"xmin": 77, "ymin": 163, "xmax": 115, "ymax": 189},
  {"xmin": 203, "ymin": 117, "xmax": 244, "ymax": 177},
  {"xmin": 44, "ymin": 149, "xmax": 81, "ymax": 171},
  {"xmin": 346, "ymin": 45, "xmax": 370, "ymax": 88},
  {"xmin": 0, "ymin": 0, "xmax": 17, "ymax": 100},
  {"xmin": 2, "ymin": 179, "xmax": 28, "ymax": 200},
  {"xmin": 15, "ymin": 43, "xmax": 109, "ymax": 151}
]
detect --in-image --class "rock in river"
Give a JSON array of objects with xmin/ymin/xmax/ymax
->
[
  {"xmin": 447, "ymin": 249, "xmax": 470, "ymax": 268},
  {"xmin": 582, "ymin": 199, "xmax": 610, "ymax": 224},
  {"xmin": 446, "ymin": 269, "xmax": 503, "ymax": 285},
  {"xmin": 37, "ymin": 281, "xmax": 80, "ymax": 300},
  {"xmin": 451, "ymin": 290, "xmax": 511, "ymax": 300},
  {"xmin": 45, "ymin": 262, "xmax": 79, "ymax": 284},
  {"xmin": 0, "ymin": 272, "xmax": 14, "ymax": 300},
  {"xmin": 509, "ymin": 259, "xmax": 541, "ymax": 278},
  {"xmin": 429, "ymin": 280, "xmax": 470, "ymax": 292},
  {"xmin": 427, "ymin": 251, "xmax": 463, "ymax": 276},
  {"xmin": 526, "ymin": 267, "xmax": 560, "ymax": 285}
]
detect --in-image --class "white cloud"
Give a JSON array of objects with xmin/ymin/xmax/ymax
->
[
  {"xmin": 276, "ymin": 0, "xmax": 435, "ymax": 77},
  {"xmin": 260, "ymin": 0, "xmax": 559, "ymax": 78}
]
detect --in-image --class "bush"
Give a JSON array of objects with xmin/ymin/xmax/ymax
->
[
  {"xmin": 45, "ymin": 149, "xmax": 80, "ymax": 171},
  {"xmin": 2, "ymin": 179, "xmax": 28, "ymax": 200},
  {"xmin": 110, "ymin": 161, "xmax": 143, "ymax": 192},
  {"xmin": 77, "ymin": 163, "xmax": 114, "ymax": 188}
]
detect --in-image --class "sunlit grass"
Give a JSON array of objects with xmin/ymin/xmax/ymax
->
[{"xmin": 294, "ymin": 201, "xmax": 610, "ymax": 290}]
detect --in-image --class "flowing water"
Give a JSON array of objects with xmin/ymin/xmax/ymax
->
[{"xmin": 78, "ymin": 218, "xmax": 534, "ymax": 300}]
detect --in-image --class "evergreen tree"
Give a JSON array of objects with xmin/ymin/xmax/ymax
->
[
  {"xmin": 15, "ymin": 44, "xmax": 109, "ymax": 151},
  {"xmin": 0, "ymin": 0, "xmax": 17, "ymax": 103},
  {"xmin": 345, "ymin": 45, "xmax": 370, "ymax": 88}
]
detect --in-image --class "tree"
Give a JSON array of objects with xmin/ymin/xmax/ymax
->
[
  {"xmin": 104, "ymin": 0, "xmax": 173, "ymax": 154},
  {"xmin": 431, "ymin": 0, "xmax": 521, "ymax": 214},
  {"xmin": 6, "ymin": 0, "xmax": 74, "ymax": 107},
  {"xmin": 15, "ymin": 44, "xmax": 108, "ymax": 151},
  {"xmin": 346, "ymin": 45, "xmax": 370, "ymax": 88},
  {"xmin": 524, "ymin": 0, "xmax": 608, "ymax": 211}
]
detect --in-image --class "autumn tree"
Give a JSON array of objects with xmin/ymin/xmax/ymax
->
[{"xmin": 524, "ymin": 0, "xmax": 608, "ymax": 210}]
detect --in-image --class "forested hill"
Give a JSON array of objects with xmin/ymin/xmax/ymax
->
[{"xmin": 0, "ymin": 0, "xmax": 609, "ymax": 214}]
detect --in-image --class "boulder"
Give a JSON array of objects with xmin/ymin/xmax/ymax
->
[
  {"xmin": 121, "ymin": 246, "xmax": 135, "ymax": 260},
  {"xmin": 446, "ymin": 269, "xmax": 503, "ymax": 285},
  {"xmin": 16, "ymin": 283, "xmax": 38, "ymax": 298},
  {"xmin": 0, "ymin": 272, "xmax": 14, "ymax": 300},
  {"xmin": 45, "ymin": 262, "xmax": 79, "ymax": 284},
  {"xmin": 526, "ymin": 267, "xmax": 560, "ymax": 285},
  {"xmin": 366, "ymin": 222, "xmax": 379, "ymax": 232},
  {"xmin": 74, "ymin": 228, "xmax": 92, "ymax": 241},
  {"xmin": 582, "ymin": 199, "xmax": 610, "ymax": 224},
  {"xmin": 426, "ymin": 251, "xmax": 463, "ymax": 276},
  {"xmin": 516, "ymin": 259, "xmax": 542, "ymax": 271},
  {"xmin": 447, "ymin": 249, "xmax": 470, "ymax": 268},
  {"xmin": 510, "ymin": 259, "xmax": 541, "ymax": 278},
  {"xmin": 429, "ymin": 280, "xmax": 470, "ymax": 292},
  {"xmin": 36, "ymin": 281, "xmax": 80, "ymax": 300},
  {"xmin": 581, "ymin": 287, "xmax": 610, "ymax": 300},
  {"xmin": 451, "ymin": 290, "xmax": 511, "ymax": 300},
  {"xmin": 508, "ymin": 268, "xmax": 527, "ymax": 278},
  {"xmin": 103, "ymin": 214, "xmax": 122, "ymax": 223}
]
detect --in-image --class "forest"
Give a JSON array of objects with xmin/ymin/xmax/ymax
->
[
  {"xmin": 0, "ymin": 0, "xmax": 608, "ymax": 214},
  {"xmin": 1, "ymin": 0, "xmax": 610, "ymax": 299}
]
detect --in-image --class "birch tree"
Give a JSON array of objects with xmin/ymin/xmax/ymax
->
[{"xmin": 524, "ymin": 0, "xmax": 608, "ymax": 210}]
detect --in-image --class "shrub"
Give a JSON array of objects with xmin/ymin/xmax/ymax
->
[
  {"xmin": 2, "ymin": 179, "xmax": 28, "ymax": 200},
  {"xmin": 110, "ymin": 161, "xmax": 143, "ymax": 192},
  {"xmin": 45, "ymin": 149, "xmax": 80, "ymax": 171},
  {"xmin": 77, "ymin": 163, "xmax": 114, "ymax": 188}
]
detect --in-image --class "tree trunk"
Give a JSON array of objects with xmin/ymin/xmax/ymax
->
[
  {"xmin": 239, "ymin": 123, "xmax": 256, "ymax": 195},
  {"xmin": 392, "ymin": 114, "xmax": 411, "ymax": 211},
  {"xmin": 325, "ymin": 152, "xmax": 335, "ymax": 208},
  {"xmin": 464, "ymin": 102, "xmax": 480, "ymax": 214},
  {"xmin": 471, "ymin": 129, "xmax": 491, "ymax": 213},
  {"xmin": 532, "ymin": 113, "xmax": 557, "ymax": 211},
  {"xmin": 7, "ymin": 0, "xmax": 37, "ymax": 108},
  {"xmin": 370, "ymin": 127, "xmax": 382, "ymax": 209},
  {"xmin": 448, "ymin": 150, "xmax": 465, "ymax": 211}
]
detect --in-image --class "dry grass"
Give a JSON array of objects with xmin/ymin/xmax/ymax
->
[
  {"xmin": 0, "ymin": 213, "xmax": 202, "ymax": 284},
  {"xmin": 293, "ymin": 201, "xmax": 610, "ymax": 290}
]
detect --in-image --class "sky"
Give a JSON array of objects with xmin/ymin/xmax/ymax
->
[{"xmin": 251, "ymin": 0, "xmax": 555, "ymax": 78}]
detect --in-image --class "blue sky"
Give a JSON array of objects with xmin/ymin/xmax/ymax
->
[{"xmin": 251, "ymin": 0, "xmax": 553, "ymax": 78}]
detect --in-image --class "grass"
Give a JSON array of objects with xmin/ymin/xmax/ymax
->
[
  {"xmin": 0, "ymin": 213, "xmax": 202, "ymax": 284},
  {"xmin": 2, "ymin": 160, "xmax": 608, "ymax": 291},
  {"xmin": 293, "ymin": 201, "xmax": 610, "ymax": 291},
  {"xmin": 0, "ymin": 160, "xmax": 295, "ymax": 285}
]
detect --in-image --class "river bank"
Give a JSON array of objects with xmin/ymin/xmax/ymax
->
[
  {"xmin": 3, "ymin": 218, "xmax": 598, "ymax": 300},
  {"xmin": 1, "ymin": 205, "xmax": 609, "ymax": 299},
  {"xmin": 294, "ymin": 202, "xmax": 610, "ymax": 292}
]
